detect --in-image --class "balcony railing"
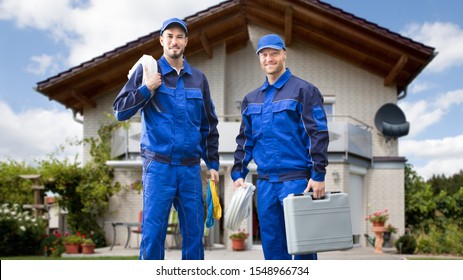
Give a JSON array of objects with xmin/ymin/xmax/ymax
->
[
  {"xmin": 327, "ymin": 115, "xmax": 372, "ymax": 160},
  {"xmin": 111, "ymin": 115, "xmax": 372, "ymax": 160}
]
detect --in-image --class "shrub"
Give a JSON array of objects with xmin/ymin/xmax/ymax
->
[
  {"xmin": 395, "ymin": 234, "xmax": 417, "ymax": 254},
  {"xmin": 0, "ymin": 203, "xmax": 47, "ymax": 256},
  {"xmin": 82, "ymin": 238, "xmax": 94, "ymax": 245},
  {"xmin": 41, "ymin": 230, "xmax": 65, "ymax": 257},
  {"xmin": 229, "ymin": 229, "xmax": 249, "ymax": 240},
  {"xmin": 62, "ymin": 233, "xmax": 83, "ymax": 245},
  {"xmin": 416, "ymin": 223, "xmax": 463, "ymax": 256}
]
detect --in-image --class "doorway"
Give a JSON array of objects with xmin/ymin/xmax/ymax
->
[{"xmin": 349, "ymin": 173, "xmax": 364, "ymax": 245}]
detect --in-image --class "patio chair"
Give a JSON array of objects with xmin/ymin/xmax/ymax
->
[{"xmin": 131, "ymin": 211, "xmax": 143, "ymax": 247}]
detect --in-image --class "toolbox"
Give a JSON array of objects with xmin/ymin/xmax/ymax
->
[{"xmin": 283, "ymin": 192, "xmax": 353, "ymax": 254}]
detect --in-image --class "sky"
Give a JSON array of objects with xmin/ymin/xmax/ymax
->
[{"xmin": 0, "ymin": 0, "xmax": 462, "ymax": 180}]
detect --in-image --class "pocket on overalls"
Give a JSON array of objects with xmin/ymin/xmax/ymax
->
[{"xmin": 244, "ymin": 104, "xmax": 263, "ymax": 137}]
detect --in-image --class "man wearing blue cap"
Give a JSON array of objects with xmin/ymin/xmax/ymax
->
[
  {"xmin": 231, "ymin": 34, "xmax": 329, "ymax": 260},
  {"xmin": 113, "ymin": 18, "xmax": 220, "ymax": 260}
]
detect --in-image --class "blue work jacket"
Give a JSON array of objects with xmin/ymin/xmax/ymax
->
[
  {"xmin": 113, "ymin": 56, "xmax": 219, "ymax": 171},
  {"xmin": 231, "ymin": 69, "xmax": 329, "ymax": 182}
]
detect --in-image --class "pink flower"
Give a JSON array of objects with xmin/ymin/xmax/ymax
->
[{"xmin": 365, "ymin": 209, "xmax": 389, "ymax": 223}]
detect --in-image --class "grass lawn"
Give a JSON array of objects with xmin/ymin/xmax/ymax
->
[{"xmin": 406, "ymin": 256, "xmax": 463, "ymax": 260}]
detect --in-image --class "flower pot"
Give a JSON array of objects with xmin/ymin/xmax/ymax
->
[
  {"xmin": 383, "ymin": 231, "xmax": 391, "ymax": 241},
  {"xmin": 231, "ymin": 238, "xmax": 246, "ymax": 251},
  {"xmin": 64, "ymin": 243, "xmax": 80, "ymax": 254},
  {"xmin": 81, "ymin": 244, "xmax": 95, "ymax": 254},
  {"xmin": 372, "ymin": 221, "xmax": 385, "ymax": 227}
]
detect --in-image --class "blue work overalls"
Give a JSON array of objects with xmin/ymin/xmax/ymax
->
[
  {"xmin": 114, "ymin": 56, "xmax": 219, "ymax": 260},
  {"xmin": 231, "ymin": 69, "xmax": 329, "ymax": 260}
]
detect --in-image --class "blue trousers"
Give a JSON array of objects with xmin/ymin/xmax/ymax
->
[
  {"xmin": 257, "ymin": 178, "xmax": 318, "ymax": 260},
  {"xmin": 139, "ymin": 161, "xmax": 204, "ymax": 260}
]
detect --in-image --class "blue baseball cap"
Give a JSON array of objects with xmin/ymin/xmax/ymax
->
[
  {"xmin": 256, "ymin": 34, "xmax": 286, "ymax": 54},
  {"xmin": 160, "ymin": 18, "xmax": 188, "ymax": 36}
]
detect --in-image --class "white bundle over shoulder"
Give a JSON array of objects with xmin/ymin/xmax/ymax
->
[
  {"xmin": 127, "ymin": 54, "xmax": 157, "ymax": 85},
  {"xmin": 225, "ymin": 183, "xmax": 256, "ymax": 231}
]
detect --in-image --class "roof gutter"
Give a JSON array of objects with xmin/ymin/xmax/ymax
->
[
  {"xmin": 398, "ymin": 50, "xmax": 438, "ymax": 101},
  {"xmin": 397, "ymin": 86, "xmax": 407, "ymax": 100},
  {"xmin": 72, "ymin": 109, "xmax": 84, "ymax": 124}
]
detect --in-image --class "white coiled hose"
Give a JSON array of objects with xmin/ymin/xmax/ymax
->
[{"xmin": 225, "ymin": 183, "xmax": 256, "ymax": 231}]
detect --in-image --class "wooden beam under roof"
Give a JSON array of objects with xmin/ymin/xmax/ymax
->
[
  {"xmin": 384, "ymin": 55, "xmax": 408, "ymax": 87},
  {"xmin": 200, "ymin": 31, "xmax": 213, "ymax": 58},
  {"xmin": 284, "ymin": 6, "xmax": 293, "ymax": 47},
  {"xmin": 72, "ymin": 90, "xmax": 96, "ymax": 108}
]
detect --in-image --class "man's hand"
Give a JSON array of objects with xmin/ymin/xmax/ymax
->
[
  {"xmin": 143, "ymin": 65, "xmax": 162, "ymax": 91},
  {"xmin": 209, "ymin": 169, "xmax": 219, "ymax": 183},
  {"xmin": 233, "ymin": 178, "xmax": 247, "ymax": 191},
  {"xmin": 305, "ymin": 179, "xmax": 325, "ymax": 199}
]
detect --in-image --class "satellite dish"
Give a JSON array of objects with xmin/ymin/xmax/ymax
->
[{"xmin": 374, "ymin": 103, "xmax": 410, "ymax": 138}]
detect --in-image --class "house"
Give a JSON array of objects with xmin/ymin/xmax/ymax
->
[{"xmin": 35, "ymin": 0, "xmax": 435, "ymax": 250}]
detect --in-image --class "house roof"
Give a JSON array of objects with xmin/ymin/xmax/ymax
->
[{"xmin": 35, "ymin": 0, "xmax": 436, "ymax": 115}]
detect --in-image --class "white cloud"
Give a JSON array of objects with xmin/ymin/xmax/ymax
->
[
  {"xmin": 409, "ymin": 81, "xmax": 434, "ymax": 94},
  {"xmin": 0, "ymin": 0, "xmax": 223, "ymax": 67},
  {"xmin": 25, "ymin": 54, "xmax": 62, "ymax": 75},
  {"xmin": 401, "ymin": 135, "xmax": 463, "ymax": 180},
  {"xmin": 401, "ymin": 135, "xmax": 463, "ymax": 159},
  {"xmin": 399, "ymin": 89, "xmax": 463, "ymax": 136},
  {"xmin": 403, "ymin": 21, "xmax": 463, "ymax": 73},
  {"xmin": 0, "ymin": 101, "xmax": 82, "ymax": 164}
]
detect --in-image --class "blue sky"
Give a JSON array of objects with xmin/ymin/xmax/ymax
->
[{"xmin": 1, "ymin": 0, "xmax": 462, "ymax": 180}]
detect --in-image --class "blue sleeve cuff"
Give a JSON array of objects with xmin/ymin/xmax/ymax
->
[
  {"xmin": 139, "ymin": 84, "xmax": 152, "ymax": 99},
  {"xmin": 231, "ymin": 167, "xmax": 249, "ymax": 182},
  {"xmin": 208, "ymin": 161, "xmax": 220, "ymax": 172},
  {"xmin": 311, "ymin": 171, "xmax": 325, "ymax": 182},
  {"xmin": 231, "ymin": 171, "xmax": 243, "ymax": 182}
]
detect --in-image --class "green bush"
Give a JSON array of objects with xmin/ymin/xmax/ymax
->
[
  {"xmin": 41, "ymin": 230, "xmax": 65, "ymax": 257},
  {"xmin": 416, "ymin": 223, "xmax": 463, "ymax": 255},
  {"xmin": 416, "ymin": 233, "xmax": 434, "ymax": 254},
  {"xmin": 0, "ymin": 204, "xmax": 46, "ymax": 256},
  {"xmin": 0, "ymin": 161, "xmax": 37, "ymax": 205},
  {"xmin": 395, "ymin": 234, "xmax": 417, "ymax": 254}
]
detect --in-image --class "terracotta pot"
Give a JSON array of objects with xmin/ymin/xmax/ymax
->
[
  {"xmin": 231, "ymin": 238, "xmax": 246, "ymax": 251},
  {"xmin": 372, "ymin": 221, "xmax": 385, "ymax": 227},
  {"xmin": 81, "ymin": 244, "xmax": 95, "ymax": 254},
  {"xmin": 64, "ymin": 243, "xmax": 80, "ymax": 254}
]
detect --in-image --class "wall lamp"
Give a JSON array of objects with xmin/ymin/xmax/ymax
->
[{"xmin": 332, "ymin": 171, "xmax": 340, "ymax": 182}]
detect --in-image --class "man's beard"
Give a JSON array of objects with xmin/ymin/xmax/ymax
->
[{"xmin": 166, "ymin": 48, "xmax": 184, "ymax": 59}]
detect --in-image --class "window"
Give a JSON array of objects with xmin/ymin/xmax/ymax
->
[{"xmin": 324, "ymin": 96, "xmax": 335, "ymax": 121}]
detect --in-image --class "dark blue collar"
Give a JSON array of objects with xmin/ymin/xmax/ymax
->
[
  {"xmin": 260, "ymin": 68, "xmax": 292, "ymax": 90},
  {"xmin": 158, "ymin": 55, "xmax": 192, "ymax": 76}
]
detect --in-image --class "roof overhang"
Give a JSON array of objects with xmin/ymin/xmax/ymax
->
[{"xmin": 35, "ymin": 0, "xmax": 436, "ymax": 115}]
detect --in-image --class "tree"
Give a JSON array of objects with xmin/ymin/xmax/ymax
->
[
  {"xmin": 404, "ymin": 163, "xmax": 435, "ymax": 228},
  {"xmin": 427, "ymin": 170, "xmax": 463, "ymax": 195},
  {"xmin": 0, "ymin": 161, "xmax": 37, "ymax": 205},
  {"xmin": 38, "ymin": 121, "xmax": 122, "ymax": 247}
]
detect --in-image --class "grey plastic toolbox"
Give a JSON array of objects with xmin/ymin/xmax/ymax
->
[{"xmin": 283, "ymin": 192, "xmax": 353, "ymax": 254}]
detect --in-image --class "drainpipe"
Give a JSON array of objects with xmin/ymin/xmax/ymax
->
[
  {"xmin": 72, "ymin": 109, "xmax": 83, "ymax": 124},
  {"xmin": 398, "ymin": 86, "xmax": 408, "ymax": 100}
]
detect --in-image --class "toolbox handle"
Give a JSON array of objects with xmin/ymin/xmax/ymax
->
[{"xmin": 293, "ymin": 191, "xmax": 341, "ymax": 201}]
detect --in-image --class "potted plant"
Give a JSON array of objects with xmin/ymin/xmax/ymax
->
[
  {"xmin": 81, "ymin": 238, "xmax": 95, "ymax": 254},
  {"xmin": 62, "ymin": 232, "xmax": 83, "ymax": 254},
  {"xmin": 365, "ymin": 209, "xmax": 389, "ymax": 227},
  {"xmin": 229, "ymin": 229, "xmax": 249, "ymax": 251},
  {"xmin": 385, "ymin": 223, "xmax": 397, "ymax": 234},
  {"xmin": 41, "ymin": 230, "xmax": 65, "ymax": 257},
  {"xmin": 383, "ymin": 223, "xmax": 398, "ymax": 247}
]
